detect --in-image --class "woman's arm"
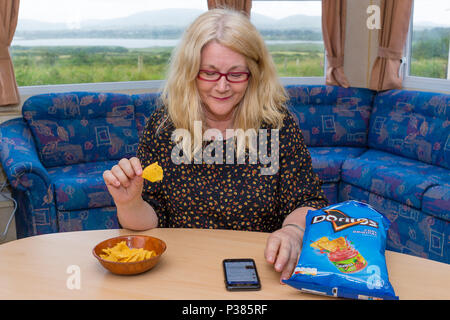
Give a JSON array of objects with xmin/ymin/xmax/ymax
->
[
  {"xmin": 103, "ymin": 157, "xmax": 159, "ymax": 231},
  {"xmin": 116, "ymin": 196, "xmax": 159, "ymax": 231}
]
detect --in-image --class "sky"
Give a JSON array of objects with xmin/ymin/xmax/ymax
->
[{"xmin": 18, "ymin": 0, "xmax": 450, "ymax": 26}]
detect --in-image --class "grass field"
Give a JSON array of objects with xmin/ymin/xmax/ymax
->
[
  {"xmin": 410, "ymin": 58, "xmax": 448, "ymax": 79},
  {"xmin": 11, "ymin": 43, "xmax": 325, "ymax": 86},
  {"xmin": 11, "ymin": 40, "xmax": 448, "ymax": 86}
]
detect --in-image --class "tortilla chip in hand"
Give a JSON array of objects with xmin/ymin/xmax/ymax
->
[{"xmin": 142, "ymin": 162, "xmax": 163, "ymax": 182}]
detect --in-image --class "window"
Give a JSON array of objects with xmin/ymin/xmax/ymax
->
[
  {"xmin": 13, "ymin": 0, "xmax": 323, "ymax": 93},
  {"xmin": 252, "ymin": 1, "xmax": 324, "ymax": 78},
  {"xmin": 404, "ymin": 0, "xmax": 450, "ymax": 91},
  {"xmin": 13, "ymin": 0, "xmax": 208, "ymax": 88}
]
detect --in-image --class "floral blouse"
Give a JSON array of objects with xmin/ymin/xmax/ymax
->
[{"xmin": 137, "ymin": 107, "xmax": 328, "ymax": 232}]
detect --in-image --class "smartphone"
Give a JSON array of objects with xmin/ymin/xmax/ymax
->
[{"xmin": 223, "ymin": 258, "xmax": 261, "ymax": 291}]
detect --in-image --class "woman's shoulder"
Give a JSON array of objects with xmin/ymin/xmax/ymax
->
[
  {"xmin": 263, "ymin": 108, "xmax": 299, "ymax": 135},
  {"xmin": 147, "ymin": 105, "xmax": 168, "ymax": 126},
  {"xmin": 145, "ymin": 105, "xmax": 174, "ymax": 132},
  {"xmin": 277, "ymin": 109, "xmax": 306, "ymax": 149},
  {"xmin": 281, "ymin": 109, "xmax": 299, "ymax": 130}
]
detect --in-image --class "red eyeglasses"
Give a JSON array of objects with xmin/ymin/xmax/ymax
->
[{"xmin": 197, "ymin": 70, "xmax": 250, "ymax": 83}]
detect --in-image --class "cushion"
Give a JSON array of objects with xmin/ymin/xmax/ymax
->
[
  {"xmin": 341, "ymin": 149, "xmax": 450, "ymax": 210},
  {"xmin": 22, "ymin": 92, "xmax": 138, "ymax": 167},
  {"xmin": 309, "ymin": 146, "xmax": 367, "ymax": 183},
  {"xmin": 422, "ymin": 184, "xmax": 450, "ymax": 221},
  {"xmin": 286, "ymin": 85, "xmax": 375, "ymax": 147},
  {"xmin": 48, "ymin": 160, "xmax": 117, "ymax": 211},
  {"xmin": 369, "ymin": 89, "xmax": 450, "ymax": 169},
  {"xmin": 58, "ymin": 207, "xmax": 119, "ymax": 233},
  {"xmin": 339, "ymin": 182, "xmax": 449, "ymax": 264},
  {"xmin": 321, "ymin": 183, "xmax": 338, "ymax": 205}
]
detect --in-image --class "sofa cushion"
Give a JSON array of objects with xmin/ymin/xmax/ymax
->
[
  {"xmin": 286, "ymin": 85, "xmax": 375, "ymax": 147},
  {"xmin": 309, "ymin": 146, "xmax": 367, "ymax": 183},
  {"xmin": 341, "ymin": 149, "xmax": 450, "ymax": 210},
  {"xmin": 47, "ymin": 160, "xmax": 117, "ymax": 211},
  {"xmin": 58, "ymin": 206, "xmax": 119, "ymax": 233},
  {"xmin": 369, "ymin": 89, "xmax": 450, "ymax": 169},
  {"xmin": 22, "ymin": 92, "xmax": 138, "ymax": 168},
  {"xmin": 321, "ymin": 183, "xmax": 338, "ymax": 205},
  {"xmin": 422, "ymin": 184, "xmax": 450, "ymax": 221},
  {"xmin": 339, "ymin": 182, "xmax": 449, "ymax": 264}
]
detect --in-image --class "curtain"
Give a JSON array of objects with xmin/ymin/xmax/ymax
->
[
  {"xmin": 369, "ymin": 0, "xmax": 413, "ymax": 91},
  {"xmin": 321, "ymin": 0, "xmax": 350, "ymax": 88},
  {"xmin": 0, "ymin": 0, "xmax": 20, "ymax": 106},
  {"xmin": 207, "ymin": 0, "xmax": 252, "ymax": 17}
]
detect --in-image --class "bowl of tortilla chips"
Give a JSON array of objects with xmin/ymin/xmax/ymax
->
[{"xmin": 93, "ymin": 235, "xmax": 166, "ymax": 275}]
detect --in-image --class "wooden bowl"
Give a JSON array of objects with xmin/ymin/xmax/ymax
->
[{"xmin": 93, "ymin": 235, "xmax": 166, "ymax": 275}]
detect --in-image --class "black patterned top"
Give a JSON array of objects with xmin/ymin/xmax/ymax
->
[{"xmin": 137, "ymin": 107, "xmax": 328, "ymax": 232}]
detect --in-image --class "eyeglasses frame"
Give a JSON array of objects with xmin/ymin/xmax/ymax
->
[{"xmin": 197, "ymin": 69, "xmax": 250, "ymax": 83}]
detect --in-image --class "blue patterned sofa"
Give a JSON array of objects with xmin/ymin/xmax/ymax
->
[
  {"xmin": 0, "ymin": 92, "xmax": 157, "ymax": 238},
  {"xmin": 286, "ymin": 86, "xmax": 449, "ymax": 264},
  {"xmin": 0, "ymin": 86, "xmax": 448, "ymax": 264}
]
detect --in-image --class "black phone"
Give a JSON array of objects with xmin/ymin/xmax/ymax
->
[{"xmin": 222, "ymin": 258, "xmax": 261, "ymax": 291}]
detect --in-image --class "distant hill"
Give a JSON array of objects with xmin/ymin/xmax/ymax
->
[
  {"xmin": 16, "ymin": 8, "xmax": 448, "ymax": 34},
  {"xmin": 81, "ymin": 9, "xmax": 204, "ymax": 29},
  {"xmin": 17, "ymin": 19, "xmax": 67, "ymax": 31},
  {"xmin": 413, "ymin": 20, "xmax": 450, "ymax": 30},
  {"xmin": 16, "ymin": 8, "xmax": 322, "ymax": 32}
]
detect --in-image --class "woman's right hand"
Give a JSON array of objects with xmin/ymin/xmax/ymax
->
[{"xmin": 103, "ymin": 157, "xmax": 144, "ymax": 206}]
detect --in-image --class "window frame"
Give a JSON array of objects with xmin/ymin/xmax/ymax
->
[
  {"xmin": 16, "ymin": 0, "xmax": 325, "ymax": 96},
  {"xmin": 402, "ymin": 1, "xmax": 450, "ymax": 93}
]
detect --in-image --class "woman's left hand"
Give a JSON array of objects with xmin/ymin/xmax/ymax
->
[{"xmin": 264, "ymin": 225, "xmax": 303, "ymax": 283}]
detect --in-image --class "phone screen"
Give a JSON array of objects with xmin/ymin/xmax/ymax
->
[{"xmin": 223, "ymin": 259, "xmax": 261, "ymax": 291}]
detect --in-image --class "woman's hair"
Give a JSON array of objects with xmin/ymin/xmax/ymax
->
[{"xmin": 160, "ymin": 8, "xmax": 288, "ymax": 158}]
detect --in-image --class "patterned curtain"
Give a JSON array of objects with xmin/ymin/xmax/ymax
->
[
  {"xmin": 207, "ymin": 0, "xmax": 252, "ymax": 16},
  {"xmin": 321, "ymin": 0, "xmax": 350, "ymax": 88},
  {"xmin": 0, "ymin": 0, "xmax": 20, "ymax": 106},
  {"xmin": 369, "ymin": 0, "xmax": 413, "ymax": 91}
]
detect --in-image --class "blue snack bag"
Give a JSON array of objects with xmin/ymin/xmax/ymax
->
[{"xmin": 283, "ymin": 200, "xmax": 398, "ymax": 300}]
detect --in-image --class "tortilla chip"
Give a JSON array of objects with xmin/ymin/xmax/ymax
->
[
  {"xmin": 310, "ymin": 236, "xmax": 330, "ymax": 250},
  {"xmin": 142, "ymin": 162, "xmax": 163, "ymax": 182},
  {"xmin": 100, "ymin": 241, "xmax": 156, "ymax": 263}
]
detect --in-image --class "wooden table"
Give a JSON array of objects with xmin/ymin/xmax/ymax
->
[{"xmin": 0, "ymin": 228, "xmax": 448, "ymax": 300}]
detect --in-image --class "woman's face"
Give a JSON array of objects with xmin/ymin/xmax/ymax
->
[{"xmin": 196, "ymin": 41, "xmax": 249, "ymax": 124}]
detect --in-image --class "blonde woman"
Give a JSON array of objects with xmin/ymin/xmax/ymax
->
[{"xmin": 103, "ymin": 8, "xmax": 327, "ymax": 282}]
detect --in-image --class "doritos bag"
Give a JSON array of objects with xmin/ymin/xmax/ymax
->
[{"xmin": 283, "ymin": 200, "xmax": 398, "ymax": 300}]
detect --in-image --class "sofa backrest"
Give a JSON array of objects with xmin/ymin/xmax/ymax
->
[
  {"xmin": 286, "ymin": 85, "xmax": 375, "ymax": 147},
  {"xmin": 369, "ymin": 89, "xmax": 450, "ymax": 170},
  {"xmin": 22, "ymin": 92, "xmax": 138, "ymax": 168},
  {"xmin": 132, "ymin": 92, "xmax": 161, "ymax": 138}
]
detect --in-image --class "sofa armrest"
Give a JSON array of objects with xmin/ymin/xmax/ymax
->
[{"xmin": 0, "ymin": 118, "xmax": 51, "ymax": 191}]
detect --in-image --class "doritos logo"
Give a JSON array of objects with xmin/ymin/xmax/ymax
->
[{"xmin": 311, "ymin": 209, "xmax": 378, "ymax": 232}]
